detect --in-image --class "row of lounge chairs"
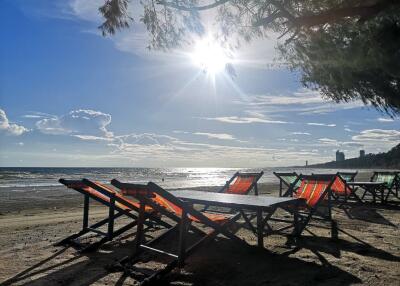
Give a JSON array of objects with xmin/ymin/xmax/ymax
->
[
  {"xmin": 57, "ymin": 170, "xmax": 399, "ymax": 284},
  {"xmin": 274, "ymin": 171, "xmax": 399, "ymax": 204}
]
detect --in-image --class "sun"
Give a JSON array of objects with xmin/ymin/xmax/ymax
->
[{"xmin": 190, "ymin": 39, "xmax": 229, "ymax": 74}]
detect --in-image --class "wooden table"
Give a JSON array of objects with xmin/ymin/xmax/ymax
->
[
  {"xmin": 347, "ymin": 181, "xmax": 386, "ymax": 204},
  {"xmin": 173, "ymin": 190, "xmax": 303, "ymax": 248}
]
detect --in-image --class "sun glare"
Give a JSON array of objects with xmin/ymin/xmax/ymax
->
[{"xmin": 190, "ymin": 39, "xmax": 229, "ymax": 74}]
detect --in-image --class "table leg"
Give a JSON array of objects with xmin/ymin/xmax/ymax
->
[
  {"xmin": 257, "ymin": 209, "xmax": 263, "ymax": 248},
  {"xmin": 293, "ymin": 201, "xmax": 299, "ymax": 237}
]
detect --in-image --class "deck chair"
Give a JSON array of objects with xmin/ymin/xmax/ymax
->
[
  {"xmin": 312, "ymin": 172, "xmax": 360, "ymax": 203},
  {"xmin": 337, "ymin": 171, "xmax": 358, "ymax": 182},
  {"xmin": 111, "ymin": 179, "xmax": 245, "ymax": 284},
  {"xmin": 57, "ymin": 179, "xmax": 170, "ymax": 252},
  {"xmin": 367, "ymin": 171, "xmax": 399, "ymax": 202},
  {"xmin": 273, "ymin": 171, "xmax": 300, "ymax": 197},
  {"xmin": 218, "ymin": 171, "xmax": 264, "ymax": 195},
  {"xmin": 275, "ymin": 174, "xmax": 337, "ymax": 238},
  {"xmin": 202, "ymin": 171, "xmax": 263, "ymax": 213}
]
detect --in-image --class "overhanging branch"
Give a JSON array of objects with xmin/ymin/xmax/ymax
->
[{"xmin": 156, "ymin": 0, "xmax": 230, "ymax": 11}]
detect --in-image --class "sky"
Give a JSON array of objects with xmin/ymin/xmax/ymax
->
[{"xmin": 0, "ymin": 0, "xmax": 399, "ymax": 168}]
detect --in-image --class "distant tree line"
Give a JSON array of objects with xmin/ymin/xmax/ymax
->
[{"xmin": 309, "ymin": 143, "xmax": 400, "ymax": 169}]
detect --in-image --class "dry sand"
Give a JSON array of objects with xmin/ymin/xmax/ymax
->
[{"xmin": 0, "ymin": 173, "xmax": 399, "ymax": 285}]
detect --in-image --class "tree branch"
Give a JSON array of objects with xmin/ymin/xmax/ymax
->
[
  {"xmin": 156, "ymin": 0, "xmax": 230, "ymax": 11},
  {"xmin": 254, "ymin": 0, "xmax": 400, "ymax": 28}
]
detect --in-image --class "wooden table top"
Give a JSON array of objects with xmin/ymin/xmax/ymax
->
[{"xmin": 172, "ymin": 190, "xmax": 302, "ymax": 210}]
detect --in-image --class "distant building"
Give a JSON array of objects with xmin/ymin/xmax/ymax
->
[
  {"xmin": 336, "ymin": 150, "xmax": 345, "ymax": 162},
  {"xmin": 360, "ymin": 150, "xmax": 365, "ymax": 158},
  {"xmin": 306, "ymin": 160, "xmax": 308, "ymax": 167}
]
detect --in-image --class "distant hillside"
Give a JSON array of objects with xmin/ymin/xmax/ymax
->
[{"xmin": 309, "ymin": 144, "xmax": 400, "ymax": 169}]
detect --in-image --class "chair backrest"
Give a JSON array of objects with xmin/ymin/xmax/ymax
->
[
  {"xmin": 111, "ymin": 179, "xmax": 184, "ymax": 217},
  {"xmin": 294, "ymin": 175, "xmax": 335, "ymax": 208},
  {"xmin": 337, "ymin": 171, "xmax": 358, "ymax": 182},
  {"xmin": 59, "ymin": 179, "xmax": 115, "ymax": 203},
  {"xmin": 330, "ymin": 175, "xmax": 352, "ymax": 195},
  {"xmin": 311, "ymin": 173, "xmax": 353, "ymax": 195},
  {"xmin": 221, "ymin": 171, "xmax": 263, "ymax": 195},
  {"xmin": 371, "ymin": 172, "xmax": 398, "ymax": 187},
  {"xmin": 273, "ymin": 172, "xmax": 300, "ymax": 187}
]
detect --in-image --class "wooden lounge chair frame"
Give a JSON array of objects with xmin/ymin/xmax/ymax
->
[
  {"xmin": 57, "ymin": 179, "xmax": 170, "ymax": 252},
  {"xmin": 364, "ymin": 171, "xmax": 400, "ymax": 202},
  {"xmin": 337, "ymin": 171, "xmax": 358, "ymax": 182},
  {"xmin": 311, "ymin": 172, "xmax": 361, "ymax": 204},
  {"xmin": 202, "ymin": 171, "xmax": 264, "ymax": 215},
  {"xmin": 272, "ymin": 174, "xmax": 338, "ymax": 238},
  {"xmin": 218, "ymin": 171, "xmax": 264, "ymax": 195},
  {"xmin": 273, "ymin": 171, "xmax": 300, "ymax": 197},
  {"xmin": 111, "ymin": 179, "xmax": 246, "ymax": 285}
]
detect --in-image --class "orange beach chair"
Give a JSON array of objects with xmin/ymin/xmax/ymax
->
[
  {"xmin": 110, "ymin": 179, "xmax": 245, "ymax": 284},
  {"xmin": 277, "ymin": 174, "xmax": 337, "ymax": 237},
  {"xmin": 57, "ymin": 179, "xmax": 170, "ymax": 252}
]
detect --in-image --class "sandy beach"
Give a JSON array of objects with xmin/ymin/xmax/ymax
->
[{"xmin": 1, "ymin": 172, "xmax": 399, "ymax": 286}]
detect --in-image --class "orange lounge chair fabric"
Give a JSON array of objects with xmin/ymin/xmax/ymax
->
[
  {"xmin": 295, "ymin": 180, "xmax": 329, "ymax": 207},
  {"xmin": 226, "ymin": 176, "xmax": 257, "ymax": 194},
  {"xmin": 220, "ymin": 171, "xmax": 263, "ymax": 195},
  {"xmin": 75, "ymin": 181, "xmax": 154, "ymax": 213},
  {"xmin": 330, "ymin": 176, "xmax": 352, "ymax": 196},
  {"xmin": 122, "ymin": 188, "xmax": 231, "ymax": 223}
]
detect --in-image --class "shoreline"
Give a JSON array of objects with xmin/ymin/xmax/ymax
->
[{"xmin": 1, "ymin": 172, "xmax": 399, "ymax": 285}]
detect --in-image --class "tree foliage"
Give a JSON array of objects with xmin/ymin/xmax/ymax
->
[
  {"xmin": 98, "ymin": 0, "xmax": 400, "ymax": 115},
  {"xmin": 310, "ymin": 143, "xmax": 400, "ymax": 169}
]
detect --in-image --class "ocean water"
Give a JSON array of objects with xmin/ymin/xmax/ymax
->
[{"xmin": 0, "ymin": 167, "xmax": 361, "ymax": 190}]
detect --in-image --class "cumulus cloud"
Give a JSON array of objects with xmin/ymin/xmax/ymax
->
[
  {"xmin": 36, "ymin": 109, "xmax": 113, "ymax": 138},
  {"xmin": 193, "ymin": 132, "xmax": 236, "ymax": 140},
  {"xmin": 307, "ymin": 122, "xmax": 336, "ymax": 127},
  {"xmin": 116, "ymin": 133, "xmax": 179, "ymax": 146},
  {"xmin": 0, "ymin": 109, "xmax": 29, "ymax": 136},
  {"xmin": 202, "ymin": 116, "xmax": 288, "ymax": 124}
]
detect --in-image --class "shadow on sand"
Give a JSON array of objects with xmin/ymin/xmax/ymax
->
[
  {"xmin": 340, "ymin": 203, "xmax": 399, "ymax": 227},
  {"xmin": 287, "ymin": 227, "xmax": 400, "ymax": 262},
  {"xmin": 2, "ymin": 236, "xmax": 362, "ymax": 286}
]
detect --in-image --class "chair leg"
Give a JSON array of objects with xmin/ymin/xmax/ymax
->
[
  {"xmin": 108, "ymin": 196, "xmax": 115, "ymax": 240},
  {"xmin": 134, "ymin": 201, "xmax": 146, "ymax": 255},
  {"xmin": 83, "ymin": 194, "xmax": 90, "ymax": 229},
  {"xmin": 178, "ymin": 209, "xmax": 188, "ymax": 268}
]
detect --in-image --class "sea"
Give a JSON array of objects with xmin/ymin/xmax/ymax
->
[{"xmin": 0, "ymin": 167, "xmax": 361, "ymax": 191}]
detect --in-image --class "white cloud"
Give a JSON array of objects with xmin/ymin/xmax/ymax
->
[
  {"xmin": 292, "ymin": 132, "xmax": 311, "ymax": 135},
  {"xmin": 36, "ymin": 109, "xmax": 113, "ymax": 138},
  {"xmin": 73, "ymin": 135, "xmax": 115, "ymax": 141},
  {"xmin": 352, "ymin": 129, "xmax": 400, "ymax": 142},
  {"xmin": 17, "ymin": 142, "xmax": 24, "ymax": 146},
  {"xmin": 194, "ymin": 132, "xmax": 236, "ymax": 140},
  {"xmin": 318, "ymin": 138, "xmax": 339, "ymax": 146},
  {"xmin": 116, "ymin": 133, "xmax": 179, "ymax": 146},
  {"xmin": 0, "ymin": 109, "xmax": 29, "ymax": 136},
  {"xmin": 236, "ymin": 88, "xmax": 364, "ymax": 116},
  {"xmin": 202, "ymin": 116, "xmax": 288, "ymax": 124},
  {"xmin": 307, "ymin": 122, "xmax": 336, "ymax": 127},
  {"xmin": 377, "ymin": 117, "xmax": 395, "ymax": 122},
  {"xmin": 241, "ymin": 89, "xmax": 324, "ymax": 106}
]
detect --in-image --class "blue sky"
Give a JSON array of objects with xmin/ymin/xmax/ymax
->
[{"xmin": 0, "ymin": 0, "xmax": 399, "ymax": 167}]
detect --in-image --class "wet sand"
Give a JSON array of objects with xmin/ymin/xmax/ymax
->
[{"xmin": 0, "ymin": 173, "xmax": 399, "ymax": 285}]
